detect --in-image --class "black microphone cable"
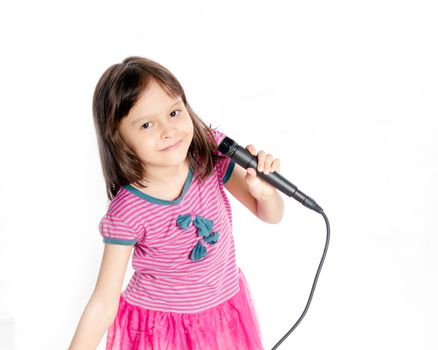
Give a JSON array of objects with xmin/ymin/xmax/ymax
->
[
  {"xmin": 218, "ymin": 136, "xmax": 331, "ymax": 349},
  {"xmin": 271, "ymin": 211, "xmax": 330, "ymax": 349}
]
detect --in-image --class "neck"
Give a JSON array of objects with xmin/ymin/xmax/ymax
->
[{"xmin": 142, "ymin": 159, "xmax": 190, "ymax": 187}]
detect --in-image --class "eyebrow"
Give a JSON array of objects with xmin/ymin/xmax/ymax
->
[{"xmin": 131, "ymin": 99, "xmax": 183, "ymax": 126}]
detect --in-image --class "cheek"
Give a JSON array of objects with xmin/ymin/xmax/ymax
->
[
  {"xmin": 183, "ymin": 113, "xmax": 194, "ymax": 131},
  {"xmin": 139, "ymin": 138, "xmax": 156, "ymax": 153},
  {"xmin": 127, "ymin": 135, "xmax": 148, "ymax": 156}
]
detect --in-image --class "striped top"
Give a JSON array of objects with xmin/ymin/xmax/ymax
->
[{"xmin": 98, "ymin": 128, "xmax": 238, "ymax": 313}]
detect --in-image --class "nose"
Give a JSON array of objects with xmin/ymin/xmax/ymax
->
[{"xmin": 160, "ymin": 120, "xmax": 178, "ymax": 139}]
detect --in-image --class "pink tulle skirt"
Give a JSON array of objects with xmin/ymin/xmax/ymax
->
[{"xmin": 105, "ymin": 268, "xmax": 264, "ymax": 349}]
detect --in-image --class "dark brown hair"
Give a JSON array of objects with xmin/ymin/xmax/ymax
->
[{"xmin": 92, "ymin": 56, "xmax": 225, "ymax": 200}]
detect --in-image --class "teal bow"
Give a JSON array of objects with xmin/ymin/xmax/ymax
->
[
  {"xmin": 193, "ymin": 215, "xmax": 214, "ymax": 237},
  {"xmin": 204, "ymin": 231, "xmax": 219, "ymax": 244},
  {"xmin": 176, "ymin": 214, "xmax": 192, "ymax": 230},
  {"xmin": 176, "ymin": 213, "xmax": 220, "ymax": 262},
  {"xmin": 190, "ymin": 241, "xmax": 207, "ymax": 262}
]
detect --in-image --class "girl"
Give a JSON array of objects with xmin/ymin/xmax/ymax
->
[{"xmin": 68, "ymin": 56, "xmax": 284, "ymax": 350}]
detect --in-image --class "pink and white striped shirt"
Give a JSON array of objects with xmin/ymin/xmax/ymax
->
[{"xmin": 98, "ymin": 128, "xmax": 239, "ymax": 313}]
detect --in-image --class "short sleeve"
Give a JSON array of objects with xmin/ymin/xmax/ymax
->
[
  {"xmin": 210, "ymin": 128, "xmax": 235, "ymax": 184},
  {"xmin": 98, "ymin": 213, "xmax": 139, "ymax": 246}
]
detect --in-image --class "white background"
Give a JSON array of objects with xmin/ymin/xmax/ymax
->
[{"xmin": 1, "ymin": 0, "xmax": 437, "ymax": 349}]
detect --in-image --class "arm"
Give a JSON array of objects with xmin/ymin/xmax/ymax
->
[
  {"xmin": 68, "ymin": 243, "xmax": 133, "ymax": 350},
  {"xmin": 255, "ymin": 188, "xmax": 284, "ymax": 224},
  {"xmin": 224, "ymin": 164, "xmax": 284, "ymax": 224}
]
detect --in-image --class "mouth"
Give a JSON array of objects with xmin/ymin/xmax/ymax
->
[{"xmin": 161, "ymin": 139, "xmax": 183, "ymax": 151}]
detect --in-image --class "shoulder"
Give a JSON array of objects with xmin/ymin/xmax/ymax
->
[
  {"xmin": 106, "ymin": 186, "xmax": 130, "ymax": 214},
  {"xmin": 210, "ymin": 128, "xmax": 227, "ymax": 146},
  {"xmin": 104, "ymin": 187, "xmax": 145, "ymax": 227},
  {"xmin": 99, "ymin": 188, "xmax": 146, "ymax": 245},
  {"xmin": 223, "ymin": 163, "xmax": 258, "ymax": 217},
  {"xmin": 206, "ymin": 127, "xmax": 235, "ymax": 184}
]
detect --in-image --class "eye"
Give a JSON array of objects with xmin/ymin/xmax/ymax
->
[
  {"xmin": 140, "ymin": 110, "xmax": 181, "ymax": 130},
  {"xmin": 170, "ymin": 110, "xmax": 181, "ymax": 117},
  {"xmin": 141, "ymin": 122, "xmax": 151, "ymax": 129}
]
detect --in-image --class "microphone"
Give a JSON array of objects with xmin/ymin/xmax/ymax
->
[{"xmin": 218, "ymin": 136, "xmax": 323, "ymax": 213}]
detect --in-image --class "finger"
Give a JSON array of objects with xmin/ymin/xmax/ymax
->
[
  {"xmin": 249, "ymin": 167, "xmax": 257, "ymax": 176},
  {"xmin": 257, "ymin": 151, "xmax": 266, "ymax": 172},
  {"xmin": 271, "ymin": 159, "xmax": 280, "ymax": 172},
  {"xmin": 263, "ymin": 154, "xmax": 273, "ymax": 174},
  {"xmin": 246, "ymin": 144, "xmax": 256, "ymax": 155}
]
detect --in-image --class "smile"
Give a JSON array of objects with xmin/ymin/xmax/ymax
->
[{"xmin": 161, "ymin": 139, "xmax": 183, "ymax": 151}]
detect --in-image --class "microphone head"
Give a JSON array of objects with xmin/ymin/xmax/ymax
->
[{"xmin": 218, "ymin": 136, "xmax": 235, "ymax": 157}]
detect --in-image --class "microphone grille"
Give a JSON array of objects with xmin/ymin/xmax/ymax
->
[{"xmin": 218, "ymin": 136, "xmax": 234, "ymax": 156}]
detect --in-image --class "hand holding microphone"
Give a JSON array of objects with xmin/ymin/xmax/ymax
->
[{"xmin": 243, "ymin": 144, "xmax": 282, "ymax": 200}]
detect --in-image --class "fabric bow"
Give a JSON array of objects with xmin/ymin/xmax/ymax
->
[{"xmin": 176, "ymin": 213, "xmax": 220, "ymax": 262}]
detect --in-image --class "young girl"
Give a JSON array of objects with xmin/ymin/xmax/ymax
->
[{"xmin": 68, "ymin": 56, "xmax": 284, "ymax": 350}]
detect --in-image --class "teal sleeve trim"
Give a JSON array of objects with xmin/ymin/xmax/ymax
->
[
  {"xmin": 103, "ymin": 237, "xmax": 137, "ymax": 246},
  {"xmin": 222, "ymin": 161, "xmax": 235, "ymax": 184}
]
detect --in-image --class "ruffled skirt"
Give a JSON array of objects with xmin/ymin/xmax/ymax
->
[{"xmin": 105, "ymin": 268, "xmax": 263, "ymax": 349}]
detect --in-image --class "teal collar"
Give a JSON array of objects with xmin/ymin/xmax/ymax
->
[{"xmin": 123, "ymin": 166, "xmax": 193, "ymax": 205}]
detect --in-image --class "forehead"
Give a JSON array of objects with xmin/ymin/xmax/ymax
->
[
  {"xmin": 142, "ymin": 79, "xmax": 177, "ymax": 104},
  {"xmin": 126, "ymin": 80, "xmax": 182, "ymax": 124}
]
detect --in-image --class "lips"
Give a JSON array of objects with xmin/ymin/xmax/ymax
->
[{"xmin": 161, "ymin": 139, "xmax": 183, "ymax": 151}]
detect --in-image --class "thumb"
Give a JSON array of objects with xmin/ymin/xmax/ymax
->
[{"xmin": 247, "ymin": 167, "xmax": 257, "ymax": 176}]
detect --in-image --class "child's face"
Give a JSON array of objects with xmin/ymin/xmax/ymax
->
[{"xmin": 119, "ymin": 79, "xmax": 194, "ymax": 172}]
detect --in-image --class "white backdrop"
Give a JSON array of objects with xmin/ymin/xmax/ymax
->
[{"xmin": 1, "ymin": 0, "xmax": 437, "ymax": 349}]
